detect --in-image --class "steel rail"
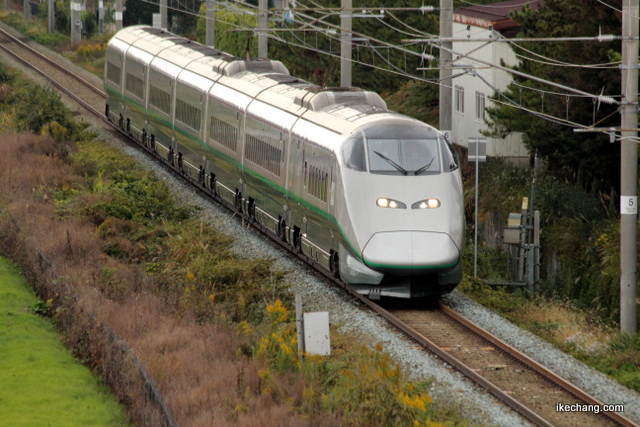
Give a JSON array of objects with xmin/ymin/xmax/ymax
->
[
  {"xmin": 438, "ymin": 303, "xmax": 637, "ymax": 427},
  {"xmin": 0, "ymin": 28, "xmax": 105, "ymax": 98}
]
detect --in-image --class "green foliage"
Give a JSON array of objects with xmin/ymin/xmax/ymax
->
[
  {"xmin": 64, "ymin": 140, "xmax": 289, "ymax": 324},
  {"xmin": 196, "ymin": 3, "xmax": 258, "ymax": 57},
  {"xmin": 484, "ymin": 0, "xmax": 622, "ymax": 193},
  {"xmin": 30, "ymin": 30, "xmax": 69, "ymax": 47},
  {"xmin": 10, "ymin": 84, "xmax": 87, "ymax": 141},
  {"xmin": 0, "ymin": 258, "xmax": 130, "ymax": 426},
  {"xmin": 579, "ymin": 333, "xmax": 640, "ymax": 392},
  {"xmin": 383, "ymin": 79, "xmax": 440, "ymax": 125},
  {"xmin": 55, "ymin": 0, "xmax": 71, "ymax": 35},
  {"xmin": 254, "ymin": 301, "xmax": 448, "ymax": 427},
  {"xmin": 0, "ymin": 61, "xmax": 14, "ymax": 84},
  {"xmin": 195, "ymin": 0, "xmax": 440, "ymax": 93},
  {"xmin": 0, "ymin": 10, "xmax": 69, "ymax": 46}
]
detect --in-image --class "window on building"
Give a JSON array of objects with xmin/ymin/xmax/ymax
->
[
  {"xmin": 455, "ymin": 85, "xmax": 464, "ymax": 114},
  {"xmin": 475, "ymin": 91, "xmax": 486, "ymax": 121}
]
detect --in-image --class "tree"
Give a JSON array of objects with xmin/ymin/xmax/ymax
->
[
  {"xmin": 196, "ymin": 1, "xmax": 440, "ymax": 92},
  {"xmin": 484, "ymin": 0, "xmax": 624, "ymax": 193}
]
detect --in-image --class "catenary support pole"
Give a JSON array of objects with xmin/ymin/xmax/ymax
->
[
  {"xmin": 620, "ymin": 0, "xmax": 638, "ymax": 334},
  {"xmin": 115, "ymin": 0, "xmax": 122, "ymax": 30},
  {"xmin": 206, "ymin": 0, "xmax": 215, "ymax": 47},
  {"xmin": 439, "ymin": 0, "xmax": 452, "ymax": 133},
  {"xmin": 258, "ymin": 0, "xmax": 268, "ymax": 58},
  {"xmin": 71, "ymin": 0, "xmax": 81, "ymax": 42},
  {"xmin": 48, "ymin": 0, "xmax": 55, "ymax": 33},
  {"xmin": 340, "ymin": 0, "xmax": 352, "ymax": 87},
  {"xmin": 160, "ymin": 0, "xmax": 168, "ymax": 30}
]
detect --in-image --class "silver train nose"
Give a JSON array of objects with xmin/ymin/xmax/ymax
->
[{"xmin": 362, "ymin": 231, "xmax": 460, "ymax": 273}]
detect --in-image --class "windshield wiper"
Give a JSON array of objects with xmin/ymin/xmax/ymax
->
[
  {"xmin": 414, "ymin": 157, "xmax": 435, "ymax": 176},
  {"xmin": 373, "ymin": 150, "xmax": 408, "ymax": 175}
]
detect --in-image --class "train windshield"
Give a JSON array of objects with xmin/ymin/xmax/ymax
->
[
  {"xmin": 343, "ymin": 123, "xmax": 456, "ymax": 175},
  {"xmin": 367, "ymin": 138, "xmax": 440, "ymax": 175}
]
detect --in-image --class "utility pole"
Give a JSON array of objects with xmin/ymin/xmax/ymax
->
[
  {"xmin": 115, "ymin": 0, "xmax": 122, "ymax": 30},
  {"xmin": 48, "ymin": 0, "xmax": 55, "ymax": 33},
  {"xmin": 98, "ymin": 0, "xmax": 104, "ymax": 34},
  {"xmin": 206, "ymin": 0, "xmax": 215, "ymax": 47},
  {"xmin": 439, "ymin": 0, "xmax": 452, "ymax": 133},
  {"xmin": 258, "ymin": 0, "xmax": 268, "ymax": 58},
  {"xmin": 340, "ymin": 0, "xmax": 352, "ymax": 87},
  {"xmin": 620, "ymin": 0, "xmax": 638, "ymax": 334},
  {"xmin": 160, "ymin": 0, "xmax": 168, "ymax": 30},
  {"xmin": 23, "ymin": 0, "xmax": 30, "ymax": 22},
  {"xmin": 71, "ymin": 0, "xmax": 81, "ymax": 42}
]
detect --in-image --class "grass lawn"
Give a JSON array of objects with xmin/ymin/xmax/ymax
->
[{"xmin": 0, "ymin": 257, "xmax": 130, "ymax": 426}]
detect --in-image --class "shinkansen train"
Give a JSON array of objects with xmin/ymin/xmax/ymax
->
[{"xmin": 104, "ymin": 26, "xmax": 465, "ymax": 299}]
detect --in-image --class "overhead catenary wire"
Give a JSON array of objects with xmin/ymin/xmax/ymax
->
[{"xmin": 136, "ymin": 0, "xmax": 624, "ymax": 131}]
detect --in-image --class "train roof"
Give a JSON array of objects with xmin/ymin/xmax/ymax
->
[{"xmin": 110, "ymin": 26, "xmax": 431, "ymax": 144}]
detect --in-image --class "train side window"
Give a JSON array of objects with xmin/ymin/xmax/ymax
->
[
  {"xmin": 342, "ymin": 135, "xmax": 366, "ymax": 171},
  {"xmin": 107, "ymin": 62, "xmax": 121, "ymax": 85},
  {"xmin": 441, "ymin": 136, "xmax": 459, "ymax": 172}
]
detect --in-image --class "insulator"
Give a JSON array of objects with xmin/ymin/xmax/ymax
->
[
  {"xmin": 420, "ymin": 6, "xmax": 434, "ymax": 13},
  {"xmin": 597, "ymin": 95, "xmax": 616, "ymax": 105},
  {"xmin": 596, "ymin": 34, "xmax": 617, "ymax": 42}
]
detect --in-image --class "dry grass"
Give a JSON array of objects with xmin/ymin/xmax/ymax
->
[
  {"xmin": 0, "ymin": 131, "xmax": 335, "ymax": 426},
  {"xmin": 0, "ymin": 129, "xmax": 471, "ymax": 426},
  {"xmin": 515, "ymin": 299, "xmax": 614, "ymax": 354}
]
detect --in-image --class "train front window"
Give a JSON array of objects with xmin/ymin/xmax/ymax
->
[{"xmin": 367, "ymin": 138, "xmax": 440, "ymax": 175}]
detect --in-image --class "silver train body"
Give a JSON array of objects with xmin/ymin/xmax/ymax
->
[{"xmin": 104, "ymin": 26, "xmax": 465, "ymax": 299}]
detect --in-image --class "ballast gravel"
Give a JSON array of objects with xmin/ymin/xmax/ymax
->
[{"xmin": 3, "ymin": 26, "xmax": 638, "ymax": 425}]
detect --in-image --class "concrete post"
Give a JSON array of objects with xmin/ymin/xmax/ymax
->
[
  {"xmin": 620, "ymin": 0, "xmax": 638, "ymax": 334},
  {"xmin": 340, "ymin": 0, "xmax": 352, "ymax": 87},
  {"xmin": 115, "ymin": 0, "xmax": 122, "ymax": 30},
  {"xmin": 71, "ymin": 0, "xmax": 81, "ymax": 43},
  {"xmin": 258, "ymin": 0, "xmax": 268, "ymax": 58},
  {"xmin": 206, "ymin": 0, "xmax": 215, "ymax": 47},
  {"xmin": 439, "ymin": 0, "xmax": 452, "ymax": 132},
  {"xmin": 160, "ymin": 0, "xmax": 167, "ymax": 30}
]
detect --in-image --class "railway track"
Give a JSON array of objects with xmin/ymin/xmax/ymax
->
[
  {"xmin": 0, "ymin": 26, "xmax": 106, "ymax": 119},
  {"xmin": 0, "ymin": 25, "xmax": 636, "ymax": 427}
]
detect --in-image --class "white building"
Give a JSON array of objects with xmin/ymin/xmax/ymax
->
[{"xmin": 451, "ymin": 0, "xmax": 544, "ymax": 160}]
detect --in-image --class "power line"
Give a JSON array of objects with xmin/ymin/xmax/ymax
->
[{"xmin": 134, "ymin": 0, "xmax": 624, "ymax": 130}]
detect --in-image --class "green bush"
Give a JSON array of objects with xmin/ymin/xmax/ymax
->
[{"xmin": 10, "ymin": 84, "xmax": 89, "ymax": 141}]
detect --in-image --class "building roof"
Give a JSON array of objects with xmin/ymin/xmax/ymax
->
[{"xmin": 453, "ymin": 0, "xmax": 544, "ymax": 32}]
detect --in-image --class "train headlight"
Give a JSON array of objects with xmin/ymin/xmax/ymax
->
[
  {"xmin": 376, "ymin": 198, "xmax": 406, "ymax": 209},
  {"xmin": 412, "ymin": 198, "xmax": 441, "ymax": 209}
]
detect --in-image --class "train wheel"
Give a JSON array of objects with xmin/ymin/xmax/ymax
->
[
  {"xmin": 278, "ymin": 219, "xmax": 286, "ymax": 242},
  {"xmin": 293, "ymin": 226, "xmax": 302, "ymax": 253},
  {"xmin": 235, "ymin": 191, "xmax": 242, "ymax": 211},
  {"xmin": 209, "ymin": 174, "xmax": 216, "ymax": 194},
  {"xmin": 330, "ymin": 251, "xmax": 340, "ymax": 278},
  {"xmin": 248, "ymin": 198, "xmax": 255, "ymax": 222}
]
